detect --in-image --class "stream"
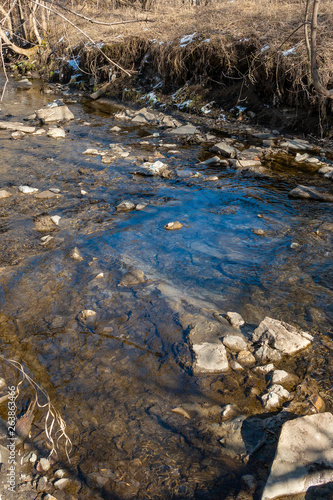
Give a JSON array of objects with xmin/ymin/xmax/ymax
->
[{"xmin": 0, "ymin": 77, "xmax": 332, "ymax": 499}]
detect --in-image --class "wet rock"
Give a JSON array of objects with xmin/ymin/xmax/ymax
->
[
  {"xmin": 211, "ymin": 141, "xmax": 237, "ymax": 158},
  {"xmin": 159, "ymin": 114, "xmax": 182, "ymax": 128},
  {"xmin": 318, "ymin": 165, "xmax": 333, "ymax": 178},
  {"xmin": 290, "ymin": 242, "xmax": 300, "ymax": 249},
  {"xmin": 237, "ymin": 350, "xmax": 256, "ymax": 367},
  {"xmin": 19, "ymin": 185, "xmax": 38, "ymax": 194},
  {"xmin": 219, "ymin": 416, "xmax": 247, "ymax": 458},
  {"xmin": 252, "ymin": 317, "xmax": 313, "ymax": 362},
  {"xmin": 192, "ymin": 342, "xmax": 229, "ymax": 373},
  {"xmin": 40, "ymin": 235, "xmax": 54, "ymax": 245},
  {"xmin": 241, "ymin": 474, "xmax": 256, "ymax": 492},
  {"xmin": 0, "ymin": 121, "xmax": 36, "ymax": 133},
  {"xmin": 86, "ymin": 473, "xmax": 110, "ymax": 488},
  {"xmin": 36, "ymin": 105, "xmax": 74, "ymax": 123},
  {"xmin": 288, "ymin": 185, "xmax": 333, "ymax": 202},
  {"xmin": 47, "ymin": 126, "xmax": 66, "ymax": 138},
  {"xmin": 17, "ymin": 78, "xmax": 32, "ymax": 89},
  {"xmin": 261, "ymin": 384, "xmax": 290, "ymax": 410},
  {"xmin": 78, "ymin": 310, "xmax": 97, "ymax": 321},
  {"xmin": 33, "ymin": 128, "xmax": 46, "ymax": 135},
  {"xmin": 34, "ymin": 215, "xmax": 58, "ymax": 232},
  {"xmin": 262, "ymin": 413, "xmax": 333, "ymax": 499},
  {"xmin": 171, "ymin": 407, "xmax": 191, "ymax": 419},
  {"xmin": 198, "ymin": 156, "xmax": 225, "ymax": 166},
  {"xmin": 280, "ymin": 139, "xmax": 314, "ymax": 153},
  {"xmin": 164, "ymin": 221, "xmax": 183, "ymax": 230},
  {"xmin": 70, "ymin": 247, "xmax": 84, "ymax": 261},
  {"xmin": 141, "ymin": 160, "xmax": 171, "ymax": 177},
  {"xmin": 223, "ymin": 335, "xmax": 248, "ymax": 353},
  {"xmin": 221, "ymin": 404, "xmax": 239, "ymax": 421},
  {"xmin": 51, "ymin": 215, "xmax": 61, "ymax": 225},
  {"xmin": 225, "ymin": 311, "xmax": 245, "ymax": 328},
  {"xmin": 235, "ymin": 159, "xmax": 262, "ymax": 168},
  {"xmin": 35, "ymin": 190, "xmax": 61, "ymax": 199},
  {"xmin": 119, "ymin": 269, "xmax": 145, "ymax": 286},
  {"xmin": 135, "ymin": 203, "xmax": 147, "ymax": 210},
  {"xmin": 11, "ymin": 130, "xmax": 25, "ymax": 139},
  {"xmin": 110, "ymin": 125, "xmax": 121, "ymax": 132},
  {"xmin": 116, "ymin": 200, "xmax": 136, "ymax": 211},
  {"xmin": 0, "ymin": 189, "xmax": 11, "ymax": 199},
  {"xmin": 307, "ymin": 394, "xmax": 326, "ymax": 414},
  {"xmin": 252, "ymin": 228, "xmax": 266, "ymax": 236},
  {"xmin": 169, "ymin": 124, "xmax": 199, "ymax": 135}
]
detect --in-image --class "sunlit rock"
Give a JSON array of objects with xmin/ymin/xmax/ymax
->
[
  {"xmin": 222, "ymin": 335, "xmax": 248, "ymax": 353},
  {"xmin": 225, "ymin": 311, "xmax": 245, "ymax": 328},
  {"xmin": 262, "ymin": 413, "xmax": 333, "ymax": 499},
  {"xmin": 36, "ymin": 105, "xmax": 74, "ymax": 123},
  {"xmin": 70, "ymin": 247, "xmax": 84, "ymax": 261},
  {"xmin": 47, "ymin": 126, "xmax": 66, "ymax": 139},
  {"xmin": 0, "ymin": 190, "xmax": 11, "ymax": 199},
  {"xmin": 261, "ymin": 384, "xmax": 291, "ymax": 410},
  {"xmin": 288, "ymin": 185, "xmax": 333, "ymax": 202},
  {"xmin": 164, "ymin": 221, "xmax": 183, "ymax": 230},
  {"xmin": 192, "ymin": 342, "xmax": 229, "ymax": 374},
  {"xmin": 119, "ymin": 269, "xmax": 145, "ymax": 286}
]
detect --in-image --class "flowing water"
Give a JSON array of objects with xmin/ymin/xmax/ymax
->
[{"xmin": 0, "ymin": 78, "xmax": 332, "ymax": 499}]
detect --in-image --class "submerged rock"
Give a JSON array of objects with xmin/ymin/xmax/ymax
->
[
  {"xmin": 288, "ymin": 185, "xmax": 333, "ymax": 202},
  {"xmin": 119, "ymin": 269, "xmax": 145, "ymax": 286},
  {"xmin": 164, "ymin": 221, "xmax": 183, "ymax": 230},
  {"xmin": 116, "ymin": 200, "xmax": 136, "ymax": 211},
  {"xmin": 262, "ymin": 413, "xmax": 333, "ymax": 499},
  {"xmin": 35, "ymin": 190, "xmax": 61, "ymax": 199},
  {"xmin": 70, "ymin": 247, "xmax": 84, "ymax": 261},
  {"xmin": 252, "ymin": 317, "xmax": 313, "ymax": 363}
]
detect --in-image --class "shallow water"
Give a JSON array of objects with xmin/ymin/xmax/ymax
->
[{"xmin": 0, "ymin": 78, "xmax": 332, "ymax": 499}]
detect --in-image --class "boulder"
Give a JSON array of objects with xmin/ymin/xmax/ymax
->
[
  {"xmin": 252, "ymin": 317, "xmax": 313, "ymax": 362},
  {"xmin": 36, "ymin": 105, "xmax": 74, "ymax": 123},
  {"xmin": 262, "ymin": 413, "xmax": 333, "ymax": 499},
  {"xmin": 288, "ymin": 185, "xmax": 333, "ymax": 202}
]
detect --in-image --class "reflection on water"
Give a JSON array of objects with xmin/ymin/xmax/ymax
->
[{"xmin": 0, "ymin": 77, "xmax": 332, "ymax": 498}]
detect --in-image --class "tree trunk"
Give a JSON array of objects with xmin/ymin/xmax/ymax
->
[{"xmin": 310, "ymin": 0, "xmax": 333, "ymax": 98}]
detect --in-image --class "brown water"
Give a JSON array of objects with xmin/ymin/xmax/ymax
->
[{"xmin": 0, "ymin": 78, "xmax": 332, "ymax": 499}]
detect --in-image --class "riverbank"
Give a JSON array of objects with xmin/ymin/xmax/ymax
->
[{"xmin": 5, "ymin": 0, "xmax": 333, "ymax": 137}]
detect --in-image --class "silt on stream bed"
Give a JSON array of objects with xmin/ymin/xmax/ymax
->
[{"xmin": 0, "ymin": 78, "xmax": 332, "ymax": 499}]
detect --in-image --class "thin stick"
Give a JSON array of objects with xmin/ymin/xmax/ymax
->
[{"xmin": 0, "ymin": 38, "xmax": 9, "ymax": 102}]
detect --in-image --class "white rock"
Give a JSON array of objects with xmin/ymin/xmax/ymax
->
[
  {"xmin": 253, "ymin": 363, "xmax": 275, "ymax": 375},
  {"xmin": 0, "ymin": 189, "xmax": 11, "ymax": 199},
  {"xmin": 230, "ymin": 360, "xmax": 244, "ymax": 371},
  {"xmin": 29, "ymin": 452, "xmax": 37, "ymax": 463},
  {"xmin": 142, "ymin": 160, "xmax": 170, "ymax": 177},
  {"xmin": 11, "ymin": 130, "xmax": 25, "ymax": 139},
  {"xmin": 0, "ymin": 121, "xmax": 36, "ymax": 133},
  {"xmin": 110, "ymin": 126, "xmax": 121, "ymax": 132},
  {"xmin": 222, "ymin": 335, "xmax": 248, "ymax": 352},
  {"xmin": 70, "ymin": 247, "xmax": 84, "ymax": 261},
  {"xmin": 47, "ymin": 127, "xmax": 66, "ymax": 139},
  {"xmin": 54, "ymin": 469, "xmax": 66, "ymax": 478},
  {"xmin": 54, "ymin": 478, "xmax": 70, "ymax": 490},
  {"xmin": 81, "ymin": 189, "xmax": 87, "ymax": 195},
  {"xmin": 192, "ymin": 342, "xmax": 229, "ymax": 373},
  {"xmin": 271, "ymin": 369, "xmax": 295, "ymax": 386},
  {"xmin": 95, "ymin": 272, "xmax": 104, "ymax": 279},
  {"xmin": 261, "ymin": 384, "xmax": 290, "ymax": 410},
  {"xmin": 33, "ymin": 128, "xmax": 46, "ymax": 135},
  {"xmin": 39, "ymin": 457, "xmax": 51, "ymax": 472},
  {"xmin": 225, "ymin": 311, "xmax": 245, "ymax": 327},
  {"xmin": 169, "ymin": 124, "xmax": 199, "ymax": 136},
  {"xmin": 252, "ymin": 317, "xmax": 313, "ymax": 362},
  {"xmin": 18, "ymin": 185, "xmax": 38, "ymax": 194},
  {"xmin": 36, "ymin": 105, "xmax": 74, "ymax": 123},
  {"xmin": 135, "ymin": 203, "xmax": 147, "ymax": 210},
  {"xmin": 50, "ymin": 215, "xmax": 61, "ymax": 226},
  {"xmin": 78, "ymin": 310, "xmax": 97, "ymax": 320},
  {"xmin": 82, "ymin": 148, "xmax": 103, "ymax": 155},
  {"xmin": 164, "ymin": 221, "xmax": 183, "ymax": 230},
  {"xmin": 262, "ymin": 413, "xmax": 333, "ymax": 499}
]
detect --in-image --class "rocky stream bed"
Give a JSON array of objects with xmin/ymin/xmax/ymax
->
[{"xmin": 0, "ymin": 75, "xmax": 332, "ymax": 499}]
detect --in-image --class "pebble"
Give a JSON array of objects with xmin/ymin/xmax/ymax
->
[
  {"xmin": 221, "ymin": 404, "xmax": 239, "ymax": 421},
  {"xmin": 19, "ymin": 185, "xmax": 38, "ymax": 194},
  {"xmin": 11, "ymin": 130, "xmax": 25, "ymax": 139},
  {"xmin": 135, "ymin": 203, "xmax": 147, "ymax": 210},
  {"xmin": 81, "ymin": 189, "xmax": 88, "ymax": 195},
  {"xmin": 110, "ymin": 126, "xmax": 121, "ymax": 132},
  {"xmin": 290, "ymin": 242, "xmax": 300, "ymax": 249},
  {"xmin": 230, "ymin": 360, "xmax": 244, "ymax": 371},
  {"xmin": 0, "ymin": 189, "xmax": 11, "ymax": 199},
  {"xmin": 50, "ymin": 215, "xmax": 61, "ymax": 225},
  {"xmin": 164, "ymin": 221, "xmax": 183, "ymax": 230},
  {"xmin": 37, "ymin": 457, "xmax": 51, "ymax": 472},
  {"xmin": 47, "ymin": 126, "xmax": 66, "ymax": 139},
  {"xmin": 70, "ymin": 247, "xmax": 84, "ymax": 261},
  {"xmin": 253, "ymin": 228, "xmax": 266, "ymax": 236},
  {"xmin": 253, "ymin": 363, "xmax": 275, "ymax": 375},
  {"xmin": 78, "ymin": 310, "xmax": 97, "ymax": 321},
  {"xmin": 54, "ymin": 469, "xmax": 66, "ymax": 479}
]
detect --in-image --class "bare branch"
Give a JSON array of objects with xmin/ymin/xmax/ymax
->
[
  {"xmin": 34, "ymin": 0, "xmax": 132, "ymax": 76},
  {"xmin": 0, "ymin": 24, "xmax": 39, "ymax": 55},
  {"xmin": 310, "ymin": 0, "xmax": 333, "ymax": 98}
]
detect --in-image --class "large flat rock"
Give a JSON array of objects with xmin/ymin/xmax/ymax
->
[
  {"xmin": 36, "ymin": 105, "xmax": 74, "ymax": 123},
  {"xmin": 192, "ymin": 342, "xmax": 229, "ymax": 373},
  {"xmin": 262, "ymin": 413, "xmax": 333, "ymax": 499},
  {"xmin": 0, "ymin": 121, "xmax": 36, "ymax": 133}
]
